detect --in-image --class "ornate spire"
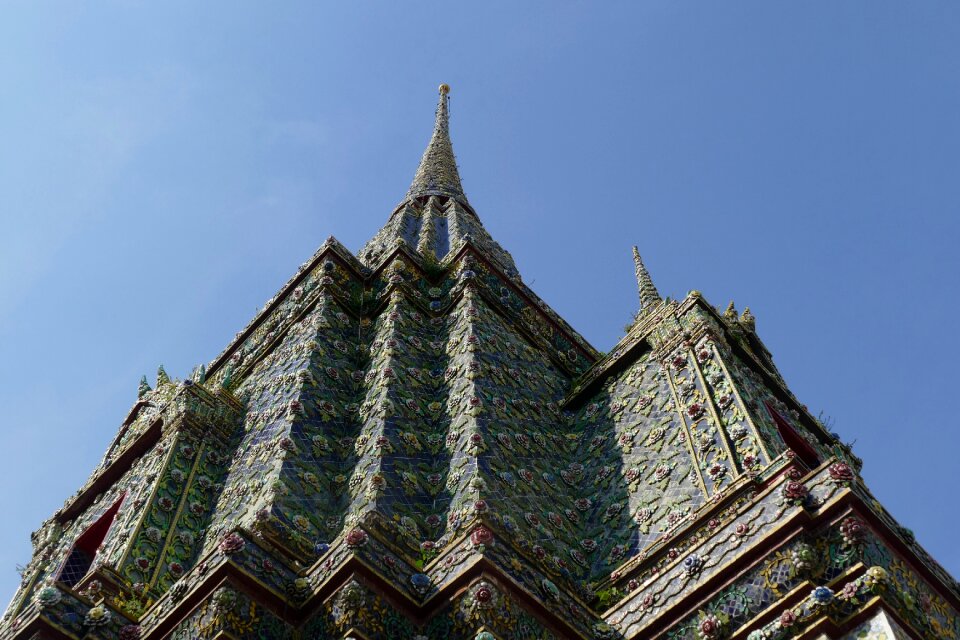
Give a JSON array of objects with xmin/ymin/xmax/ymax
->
[
  {"xmin": 632, "ymin": 246, "xmax": 662, "ymax": 310},
  {"xmin": 406, "ymin": 84, "xmax": 467, "ymax": 204}
]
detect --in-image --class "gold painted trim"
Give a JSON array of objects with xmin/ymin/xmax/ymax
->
[
  {"xmin": 689, "ymin": 346, "xmax": 740, "ymax": 475},
  {"xmin": 147, "ymin": 439, "xmax": 207, "ymax": 590},
  {"xmin": 664, "ymin": 365, "xmax": 710, "ymax": 497},
  {"xmin": 116, "ymin": 430, "xmax": 181, "ymax": 571},
  {"xmin": 711, "ymin": 342, "xmax": 774, "ymax": 463}
]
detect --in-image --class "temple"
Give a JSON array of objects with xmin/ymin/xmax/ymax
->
[{"xmin": 2, "ymin": 85, "xmax": 958, "ymax": 640}]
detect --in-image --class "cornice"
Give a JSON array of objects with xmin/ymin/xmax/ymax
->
[{"xmin": 7, "ymin": 468, "xmax": 951, "ymax": 640}]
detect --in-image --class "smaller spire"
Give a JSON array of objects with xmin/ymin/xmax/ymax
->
[
  {"xmin": 406, "ymin": 84, "xmax": 467, "ymax": 204},
  {"xmin": 138, "ymin": 375, "xmax": 152, "ymax": 398},
  {"xmin": 740, "ymin": 307, "xmax": 756, "ymax": 331},
  {"xmin": 632, "ymin": 246, "xmax": 662, "ymax": 310},
  {"xmin": 156, "ymin": 365, "xmax": 170, "ymax": 387}
]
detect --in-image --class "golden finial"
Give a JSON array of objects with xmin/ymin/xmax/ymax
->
[{"xmin": 439, "ymin": 83, "xmax": 450, "ymax": 95}]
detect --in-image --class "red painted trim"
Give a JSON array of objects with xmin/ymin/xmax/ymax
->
[{"xmin": 765, "ymin": 402, "xmax": 821, "ymax": 469}]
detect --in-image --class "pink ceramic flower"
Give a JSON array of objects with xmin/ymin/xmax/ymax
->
[
  {"xmin": 219, "ymin": 532, "xmax": 246, "ymax": 554},
  {"xmin": 470, "ymin": 526, "xmax": 494, "ymax": 546},
  {"xmin": 345, "ymin": 528, "xmax": 368, "ymax": 548}
]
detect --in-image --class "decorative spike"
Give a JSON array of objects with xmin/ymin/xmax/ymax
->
[
  {"xmin": 723, "ymin": 301, "xmax": 738, "ymax": 320},
  {"xmin": 740, "ymin": 307, "xmax": 756, "ymax": 331},
  {"xmin": 156, "ymin": 365, "xmax": 170, "ymax": 387},
  {"xmin": 406, "ymin": 84, "xmax": 467, "ymax": 204},
  {"xmin": 193, "ymin": 364, "xmax": 207, "ymax": 384},
  {"xmin": 138, "ymin": 375, "xmax": 152, "ymax": 399},
  {"xmin": 632, "ymin": 246, "xmax": 662, "ymax": 310}
]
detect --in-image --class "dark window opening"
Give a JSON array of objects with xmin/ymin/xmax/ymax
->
[
  {"xmin": 58, "ymin": 548, "xmax": 94, "ymax": 588},
  {"xmin": 58, "ymin": 495, "xmax": 124, "ymax": 588},
  {"xmin": 765, "ymin": 401, "xmax": 821, "ymax": 469}
]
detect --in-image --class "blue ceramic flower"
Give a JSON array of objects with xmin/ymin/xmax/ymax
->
[
  {"xmin": 684, "ymin": 554, "xmax": 704, "ymax": 576},
  {"xmin": 410, "ymin": 573, "xmax": 432, "ymax": 595},
  {"xmin": 812, "ymin": 586, "xmax": 834, "ymax": 604}
]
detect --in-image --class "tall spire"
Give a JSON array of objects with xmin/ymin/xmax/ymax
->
[
  {"xmin": 406, "ymin": 84, "xmax": 467, "ymax": 204},
  {"xmin": 633, "ymin": 246, "xmax": 662, "ymax": 310}
]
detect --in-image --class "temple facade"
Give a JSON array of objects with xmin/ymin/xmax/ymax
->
[{"xmin": 2, "ymin": 85, "xmax": 958, "ymax": 640}]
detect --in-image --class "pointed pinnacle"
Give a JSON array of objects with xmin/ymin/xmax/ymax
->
[
  {"xmin": 632, "ymin": 246, "xmax": 662, "ymax": 310},
  {"xmin": 723, "ymin": 301, "xmax": 738, "ymax": 320},
  {"xmin": 156, "ymin": 365, "xmax": 170, "ymax": 387},
  {"xmin": 138, "ymin": 375, "xmax": 152, "ymax": 399},
  {"xmin": 406, "ymin": 84, "xmax": 467, "ymax": 204},
  {"xmin": 740, "ymin": 306, "xmax": 756, "ymax": 331}
]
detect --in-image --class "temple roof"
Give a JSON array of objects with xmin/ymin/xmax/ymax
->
[{"xmin": 4, "ymin": 85, "xmax": 953, "ymax": 640}]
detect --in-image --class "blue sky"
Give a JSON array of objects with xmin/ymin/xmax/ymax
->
[{"xmin": 1, "ymin": 2, "xmax": 958, "ymax": 604}]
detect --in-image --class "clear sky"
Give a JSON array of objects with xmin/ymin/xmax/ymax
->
[{"xmin": 1, "ymin": 2, "xmax": 958, "ymax": 605}]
